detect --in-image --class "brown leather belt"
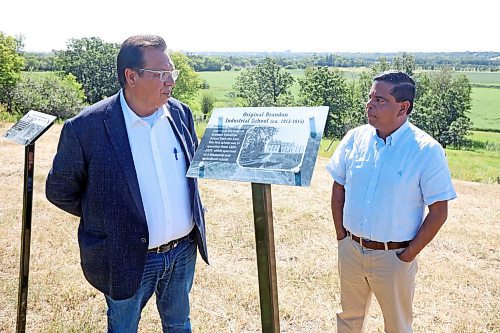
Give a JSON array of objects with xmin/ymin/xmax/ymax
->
[
  {"xmin": 347, "ymin": 230, "xmax": 409, "ymax": 250},
  {"xmin": 148, "ymin": 231, "xmax": 193, "ymax": 254}
]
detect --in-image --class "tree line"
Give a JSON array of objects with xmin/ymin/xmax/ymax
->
[
  {"xmin": 1, "ymin": 32, "xmax": 472, "ymax": 148},
  {"xmin": 231, "ymin": 56, "xmax": 473, "ymax": 148},
  {"xmin": 189, "ymin": 51, "xmax": 499, "ymax": 72},
  {"xmin": 19, "ymin": 49, "xmax": 500, "ymax": 73},
  {"xmin": 0, "ymin": 34, "xmax": 202, "ymax": 120}
]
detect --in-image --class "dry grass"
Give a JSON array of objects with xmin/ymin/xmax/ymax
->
[{"xmin": 1, "ymin": 122, "xmax": 499, "ymax": 332}]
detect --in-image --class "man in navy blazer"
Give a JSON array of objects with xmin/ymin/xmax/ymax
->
[{"xmin": 46, "ymin": 35, "xmax": 208, "ymax": 332}]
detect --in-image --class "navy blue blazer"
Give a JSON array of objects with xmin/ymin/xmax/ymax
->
[{"xmin": 46, "ymin": 93, "xmax": 208, "ymax": 300}]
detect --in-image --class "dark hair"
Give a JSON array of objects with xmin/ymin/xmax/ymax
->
[
  {"xmin": 374, "ymin": 71, "xmax": 416, "ymax": 114},
  {"xmin": 116, "ymin": 35, "xmax": 167, "ymax": 88}
]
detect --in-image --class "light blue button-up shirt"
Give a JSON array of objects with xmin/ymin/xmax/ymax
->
[{"xmin": 327, "ymin": 121, "xmax": 457, "ymax": 242}]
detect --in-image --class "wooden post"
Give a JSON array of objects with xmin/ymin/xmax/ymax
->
[{"xmin": 251, "ymin": 183, "xmax": 280, "ymax": 333}]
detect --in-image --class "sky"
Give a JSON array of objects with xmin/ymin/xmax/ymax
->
[{"xmin": 2, "ymin": 0, "xmax": 499, "ymax": 53}]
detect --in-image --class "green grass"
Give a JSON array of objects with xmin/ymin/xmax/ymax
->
[
  {"xmin": 470, "ymin": 87, "xmax": 500, "ymax": 131},
  {"xmin": 446, "ymin": 148, "xmax": 499, "ymax": 183},
  {"xmin": 469, "ymin": 130, "xmax": 500, "ymax": 143},
  {"xmin": 198, "ymin": 71, "xmax": 241, "ymax": 101},
  {"xmin": 456, "ymin": 71, "xmax": 500, "ymax": 86}
]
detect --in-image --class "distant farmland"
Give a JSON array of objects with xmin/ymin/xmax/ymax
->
[{"xmin": 197, "ymin": 69, "xmax": 500, "ymax": 132}]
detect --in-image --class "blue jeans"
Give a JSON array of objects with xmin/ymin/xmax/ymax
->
[{"xmin": 105, "ymin": 236, "xmax": 197, "ymax": 333}]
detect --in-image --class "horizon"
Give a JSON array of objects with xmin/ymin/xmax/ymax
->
[{"xmin": 13, "ymin": 48, "xmax": 500, "ymax": 56}]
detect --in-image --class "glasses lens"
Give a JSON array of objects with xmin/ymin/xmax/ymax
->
[
  {"xmin": 172, "ymin": 70, "xmax": 180, "ymax": 81},
  {"xmin": 160, "ymin": 70, "xmax": 180, "ymax": 82}
]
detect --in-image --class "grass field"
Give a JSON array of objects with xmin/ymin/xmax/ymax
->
[
  {"xmin": 470, "ymin": 87, "xmax": 500, "ymax": 131},
  {"xmin": 0, "ymin": 122, "xmax": 498, "ymax": 332},
  {"xmin": 457, "ymin": 71, "xmax": 500, "ymax": 86}
]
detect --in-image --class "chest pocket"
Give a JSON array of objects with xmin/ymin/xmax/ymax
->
[
  {"xmin": 346, "ymin": 159, "xmax": 373, "ymax": 191},
  {"xmin": 173, "ymin": 148, "xmax": 188, "ymax": 176}
]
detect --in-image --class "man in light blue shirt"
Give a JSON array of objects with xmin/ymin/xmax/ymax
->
[{"xmin": 327, "ymin": 71, "xmax": 456, "ymax": 333}]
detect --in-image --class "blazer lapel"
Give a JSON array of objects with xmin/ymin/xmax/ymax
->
[
  {"xmin": 167, "ymin": 102, "xmax": 192, "ymax": 163},
  {"xmin": 103, "ymin": 95, "xmax": 147, "ymax": 223}
]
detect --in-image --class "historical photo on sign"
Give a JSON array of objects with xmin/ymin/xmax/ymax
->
[
  {"xmin": 237, "ymin": 125, "xmax": 307, "ymax": 171},
  {"xmin": 187, "ymin": 106, "xmax": 328, "ymax": 186},
  {"xmin": 3, "ymin": 110, "xmax": 56, "ymax": 146}
]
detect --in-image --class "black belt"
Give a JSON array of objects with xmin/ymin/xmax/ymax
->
[
  {"xmin": 148, "ymin": 231, "xmax": 193, "ymax": 254},
  {"xmin": 346, "ymin": 230, "xmax": 409, "ymax": 250}
]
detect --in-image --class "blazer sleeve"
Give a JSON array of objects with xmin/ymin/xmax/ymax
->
[
  {"xmin": 185, "ymin": 105, "xmax": 199, "ymax": 150},
  {"xmin": 45, "ymin": 120, "xmax": 87, "ymax": 216}
]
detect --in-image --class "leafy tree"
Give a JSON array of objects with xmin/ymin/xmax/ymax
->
[
  {"xmin": 231, "ymin": 58, "xmax": 294, "ymax": 107},
  {"xmin": 56, "ymin": 37, "xmax": 120, "ymax": 103},
  {"xmin": 0, "ymin": 32, "xmax": 25, "ymax": 110},
  {"xmin": 343, "ymin": 80, "xmax": 368, "ymax": 132},
  {"xmin": 200, "ymin": 92, "xmax": 216, "ymax": 118},
  {"xmin": 298, "ymin": 67, "xmax": 353, "ymax": 138},
  {"xmin": 354, "ymin": 57, "xmax": 472, "ymax": 148},
  {"xmin": 23, "ymin": 52, "xmax": 57, "ymax": 71},
  {"xmin": 10, "ymin": 72, "xmax": 86, "ymax": 119},
  {"xmin": 412, "ymin": 69, "xmax": 472, "ymax": 147},
  {"xmin": 171, "ymin": 52, "xmax": 203, "ymax": 105},
  {"xmin": 371, "ymin": 57, "xmax": 391, "ymax": 74},
  {"xmin": 393, "ymin": 52, "xmax": 415, "ymax": 76}
]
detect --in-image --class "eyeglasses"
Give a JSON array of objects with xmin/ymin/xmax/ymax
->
[{"xmin": 134, "ymin": 68, "xmax": 180, "ymax": 82}]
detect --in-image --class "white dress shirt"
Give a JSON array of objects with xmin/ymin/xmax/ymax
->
[
  {"xmin": 327, "ymin": 120, "xmax": 456, "ymax": 242},
  {"xmin": 120, "ymin": 90, "xmax": 193, "ymax": 248}
]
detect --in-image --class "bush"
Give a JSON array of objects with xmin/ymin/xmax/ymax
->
[
  {"xmin": 200, "ymin": 92, "xmax": 216, "ymax": 117},
  {"xmin": 10, "ymin": 72, "xmax": 87, "ymax": 119}
]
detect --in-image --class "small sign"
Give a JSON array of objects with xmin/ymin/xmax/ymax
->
[
  {"xmin": 3, "ymin": 110, "xmax": 56, "ymax": 146},
  {"xmin": 187, "ymin": 106, "xmax": 328, "ymax": 186}
]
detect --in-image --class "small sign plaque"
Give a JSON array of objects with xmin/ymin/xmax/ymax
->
[
  {"xmin": 3, "ymin": 110, "xmax": 56, "ymax": 146},
  {"xmin": 187, "ymin": 106, "xmax": 328, "ymax": 186}
]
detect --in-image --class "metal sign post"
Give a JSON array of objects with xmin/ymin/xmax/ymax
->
[
  {"xmin": 3, "ymin": 110, "xmax": 56, "ymax": 333},
  {"xmin": 17, "ymin": 143, "xmax": 35, "ymax": 332},
  {"xmin": 251, "ymin": 183, "xmax": 280, "ymax": 332}
]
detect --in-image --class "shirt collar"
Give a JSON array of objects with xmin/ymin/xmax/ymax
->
[
  {"xmin": 389, "ymin": 120, "xmax": 410, "ymax": 145},
  {"xmin": 120, "ymin": 89, "xmax": 143, "ymax": 129},
  {"xmin": 119, "ymin": 89, "xmax": 172, "ymax": 128},
  {"xmin": 372, "ymin": 120, "xmax": 410, "ymax": 146}
]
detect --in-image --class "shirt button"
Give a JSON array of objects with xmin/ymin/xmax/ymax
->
[{"xmin": 141, "ymin": 238, "xmax": 147, "ymax": 243}]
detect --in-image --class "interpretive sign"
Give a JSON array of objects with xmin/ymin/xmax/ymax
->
[
  {"xmin": 4, "ymin": 110, "xmax": 56, "ymax": 146},
  {"xmin": 187, "ymin": 106, "xmax": 328, "ymax": 186},
  {"xmin": 3, "ymin": 110, "xmax": 56, "ymax": 333}
]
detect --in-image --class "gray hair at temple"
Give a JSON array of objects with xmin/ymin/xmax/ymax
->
[{"xmin": 374, "ymin": 71, "xmax": 416, "ymax": 114}]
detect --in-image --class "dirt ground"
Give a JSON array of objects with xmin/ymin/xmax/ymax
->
[{"xmin": 0, "ymin": 122, "xmax": 498, "ymax": 332}]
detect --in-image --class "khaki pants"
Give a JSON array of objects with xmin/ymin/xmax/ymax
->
[{"xmin": 337, "ymin": 236, "xmax": 418, "ymax": 333}]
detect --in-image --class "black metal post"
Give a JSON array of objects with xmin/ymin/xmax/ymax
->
[
  {"xmin": 16, "ymin": 143, "xmax": 35, "ymax": 333},
  {"xmin": 251, "ymin": 183, "xmax": 280, "ymax": 333}
]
